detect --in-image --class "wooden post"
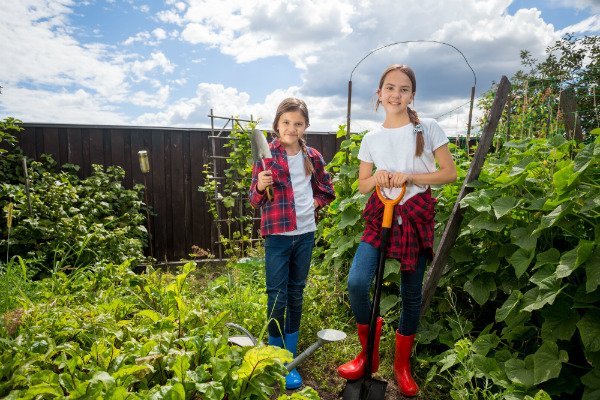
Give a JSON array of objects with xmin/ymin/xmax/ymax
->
[
  {"xmin": 346, "ymin": 80, "xmax": 352, "ymax": 138},
  {"xmin": 506, "ymin": 95, "xmax": 511, "ymax": 142},
  {"xmin": 465, "ymin": 86, "xmax": 476, "ymax": 157},
  {"xmin": 559, "ymin": 87, "xmax": 584, "ymax": 142},
  {"xmin": 421, "ymin": 76, "xmax": 511, "ymax": 315}
]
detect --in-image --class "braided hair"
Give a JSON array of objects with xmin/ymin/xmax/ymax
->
[
  {"xmin": 272, "ymin": 97, "xmax": 315, "ymax": 176},
  {"xmin": 375, "ymin": 64, "xmax": 425, "ymax": 157}
]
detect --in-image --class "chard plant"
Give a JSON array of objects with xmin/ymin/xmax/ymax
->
[{"xmin": 0, "ymin": 260, "xmax": 320, "ymax": 399}]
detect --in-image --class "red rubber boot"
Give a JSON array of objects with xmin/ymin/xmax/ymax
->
[
  {"xmin": 394, "ymin": 331, "xmax": 419, "ymax": 397},
  {"xmin": 337, "ymin": 317, "xmax": 383, "ymax": 380}
]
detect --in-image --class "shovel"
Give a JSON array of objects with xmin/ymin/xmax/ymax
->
[
  {"xmin": 343, "ymin": 184, "xmax": 406, "ymax": 400},
  {"xmin": 250, "ymin": 129, "xmax": 274, "ymax": 201}
]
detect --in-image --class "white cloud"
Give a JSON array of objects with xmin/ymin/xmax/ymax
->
[
  {"xmin": 153, "ymin": 28, "xmax": 167, "ymax": 40},
  {"xmin": 130, "ymin": 85, "xmax": 171, "ymax": 107},
  {"xmin": 133, "ymin": 83, "xmax": 251, "ymax": 126},
  {"xmin": 123, "ymin": 28, "xmax": 169, "ymax": 46},
  {"xmin": 123, "ymin": 31, "xmax": 152, "ymax": 45},
  {"xmin": 550, "ymin": 0, "xmax": 600, "ymax": 12},
  {"xmin": 176, "ymin": 0, "xmax": 354, "ymax": 67},
  {"xmin": 558, "ymin": 14, "xmax": 600, "ymax": 35},
  {"xmin": 156, "ymin": 9, "xmax": 184, "ymax": 25},
  {"xmin": 131, "ymin": 81, "xmax": 348, "ymax": 135},
  {"xmin": 2, "ymin": 87, "xmax": 127, "ymax": 124},
  {"xmin": 0, "ymin": 1, "xmax": 128, "ymax": 99},
  {"xmin": 296, "ymin": 0, "xmax": 559, "ymax": 131},
  {"xmin": 129, "ymin": 52, "xmax": 175, "ymax": 83},
  {"xmin": 0, "ymin": 1, "xmax": 179, "ymax": 105}
]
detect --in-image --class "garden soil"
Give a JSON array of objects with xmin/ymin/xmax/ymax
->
[{"xmin": 274, "ymin": 369, "xmax": 415, "ymax": 399}]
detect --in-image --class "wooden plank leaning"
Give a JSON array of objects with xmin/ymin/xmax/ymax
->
[
  {"xmin": 421, "ymin": 75, "xmax": 512, "ymax": 315},
  {"xmin": 559, "ymin": 87, "xmax": 584, "ymax": 142}
]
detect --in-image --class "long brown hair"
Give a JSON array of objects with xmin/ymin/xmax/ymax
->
[
  {"xmin": 272, "ymin": 98, "xmax": 314, "ymax": 175},
  {"xmin": 375, "ymin": 64, "xmax": 424, "ymax": 157}
]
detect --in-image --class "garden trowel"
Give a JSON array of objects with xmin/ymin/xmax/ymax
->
[{"xmin": 250, "ymin": 129, "xmax": 274, "ymax": 201}]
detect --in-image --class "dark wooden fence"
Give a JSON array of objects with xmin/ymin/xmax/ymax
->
[{"xmin": 17, "ymin": 123, "xmax": 343, "ymax": 261}]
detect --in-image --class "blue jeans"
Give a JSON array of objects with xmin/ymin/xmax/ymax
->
[
  {"xmin": 265, "ymin": 231, "xmax": 315, "ymax": 337},
  {"xmin": 347, "ymin": 241, "xmax": 427, "ymax": 336}
]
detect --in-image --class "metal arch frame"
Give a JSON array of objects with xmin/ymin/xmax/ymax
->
[{"xmin": 345, "ymin": 40, "xmax": 478, "ymax": 146}]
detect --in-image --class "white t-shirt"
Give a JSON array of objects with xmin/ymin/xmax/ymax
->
[
  {"xmin": 279, "ymin": 151, "xmax": 316, "ymax": 236},
  {"xmin": 357, "ymin": 118, "xmax": 449, "ymax": 204}
]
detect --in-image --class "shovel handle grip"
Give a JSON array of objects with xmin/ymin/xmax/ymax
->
[
  {"xmin": 376, "ymin": 184, "xmax": 406, "ymax": 229},
  {"xmin": 265, "ymin": 185, "xmax": 273, "ymax": 201},
  {"xmin": 260, "ymin": 159, "xmax": 274, "ymax": 201}
]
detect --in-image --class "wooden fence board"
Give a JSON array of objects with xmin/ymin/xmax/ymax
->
[
  {"xmin": 182, "ymin": 132, "xmax": 193, "ymax": 257},
  {"xmin": 43, "ymin": 127, "xmax": 60, "ymax": 165},
  {"xmin": 88, "ymin": 128, "xmax": 105, "ymax": 167},
  {"xmin": 190, "ymin": 132, "xmax": 208, "ymax": 255},
  {"xmin": 67, "ymin": 127, "xmax": 83, "ymax": 173},
  {"xmin": 170, "ymin": 130, "xmax": 185, "ymax": 260},
  {"xmin": 59, "ymin": 128, "xmax": 68, "ymax": 167}
]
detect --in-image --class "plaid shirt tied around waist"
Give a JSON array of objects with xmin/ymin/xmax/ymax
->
[{"xmin": 361, "ymin": 189, "xmax": 436, "ymax": 272}]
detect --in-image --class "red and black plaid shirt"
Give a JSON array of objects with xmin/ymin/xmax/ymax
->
[
  {"xmin": 249, "ymin": 139, "xmax": 335, "ymax": 236},
  {"xmin": 361, "ymin": 189, "xmax": 436, "ymax": 272}
]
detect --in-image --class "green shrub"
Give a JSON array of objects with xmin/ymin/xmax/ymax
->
[
  {"xmin": 421, "ymin": 134, "xmax": 599, "ymax": 399},
  {"xmin": 1, "ymin": 123, "xmax": 147, "ymax": 274}
]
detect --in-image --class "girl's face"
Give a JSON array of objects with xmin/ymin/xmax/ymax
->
[
  {"xmin": 377, "ymin": 69, "xmax": 415, "ymax": 115},
  {"xmin": 276, "ymin": 110, "xmax": 307, "ymax": 149}
]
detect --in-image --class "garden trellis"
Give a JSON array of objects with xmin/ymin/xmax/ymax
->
[{"xmin": 205, "ymin": 110, "xmax": 260, "ymax": 260}]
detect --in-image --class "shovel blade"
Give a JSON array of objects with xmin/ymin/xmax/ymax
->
[
  {"xmin": 250, "ymin": 129, "xmax": 273, "ymax": 161},
  {"xmin": 342, "ymin": 377, "xmax": 387, "ymax": 400}
]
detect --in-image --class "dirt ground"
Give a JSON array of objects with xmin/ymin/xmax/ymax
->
[{"xmin": 280, "ymin": 368, "xmax": 420, "ymax": 400}]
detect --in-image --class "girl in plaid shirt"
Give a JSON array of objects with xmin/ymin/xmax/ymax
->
[
  {"xmin": 249, "ymin": 98, "xmax": 335, "ymax": 390},
  {"xmin": 337, "ymin": 65, "xmax": 457, "ymax": 397}
]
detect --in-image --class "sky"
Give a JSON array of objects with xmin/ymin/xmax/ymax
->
[{"xmin": 1, "ymin": 0, "xmax": 599, "ymax": 136}]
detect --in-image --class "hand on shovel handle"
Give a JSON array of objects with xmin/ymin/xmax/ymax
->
[
  {"xmin": 258, "ymin": 169, "xmax": 274, "ymax": 201},
  {"xmin": 251, "ymin": 130, "xmax": 274, "ymax": 201},
  {"xmin": 376, "ymin": 184, "xmax": 406, "ymax": 228}
]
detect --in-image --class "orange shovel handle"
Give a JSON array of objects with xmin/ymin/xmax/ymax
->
[{"xmin": 376, "ymin": 184, "xmax": 406, "ymax": 229}]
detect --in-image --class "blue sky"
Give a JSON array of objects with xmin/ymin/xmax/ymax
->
[{"xmin": 1, "ymin": 0, "xmax": 599, "ymax": 135}]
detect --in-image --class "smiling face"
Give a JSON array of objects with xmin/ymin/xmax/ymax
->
[
  {"xmin": 275, "ymin": 110, "xmax": 307, "ymax": 150},
  {"xmin": 377, "ymin": 68, "xmax": 415, "ymax": 117}
]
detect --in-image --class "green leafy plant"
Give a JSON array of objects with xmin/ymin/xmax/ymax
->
[
  {"xmin": 0, "ymin": 260, "xmax": 321, "ymax": 399},
  {"xmin": 198, "ymin": 121, "xmax": 260, "ymax": 259},
  {"xmin": 1, "ymin": 156, "xmax": 147, "ymax": 273},
  {"xmin": 420, "ymin": 134, "xmax": 599, "ymax": 399},
  {"xmin": 479, "ymin": 34, "xmax": 600, "ymax": 146},
  {"xmin": 0, "ymin": 117, "xmax": 26, "ymax": 185}
]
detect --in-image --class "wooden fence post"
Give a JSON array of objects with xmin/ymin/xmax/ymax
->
[
  {"xmin": 421, "ymin": 76, "xmax": 512, "ymax": 315},
  {"xmin": 559, "ymin": 87, "xmax": 584, "ymax": 142}
]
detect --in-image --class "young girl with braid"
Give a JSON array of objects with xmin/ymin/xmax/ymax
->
[
  {"xmin": 337, "ymin": 64, "xmax": 457, "ymax": 396},
  {"xmin": 249, "ymin": 97, "xmax": 335, "ymax": 390}
]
